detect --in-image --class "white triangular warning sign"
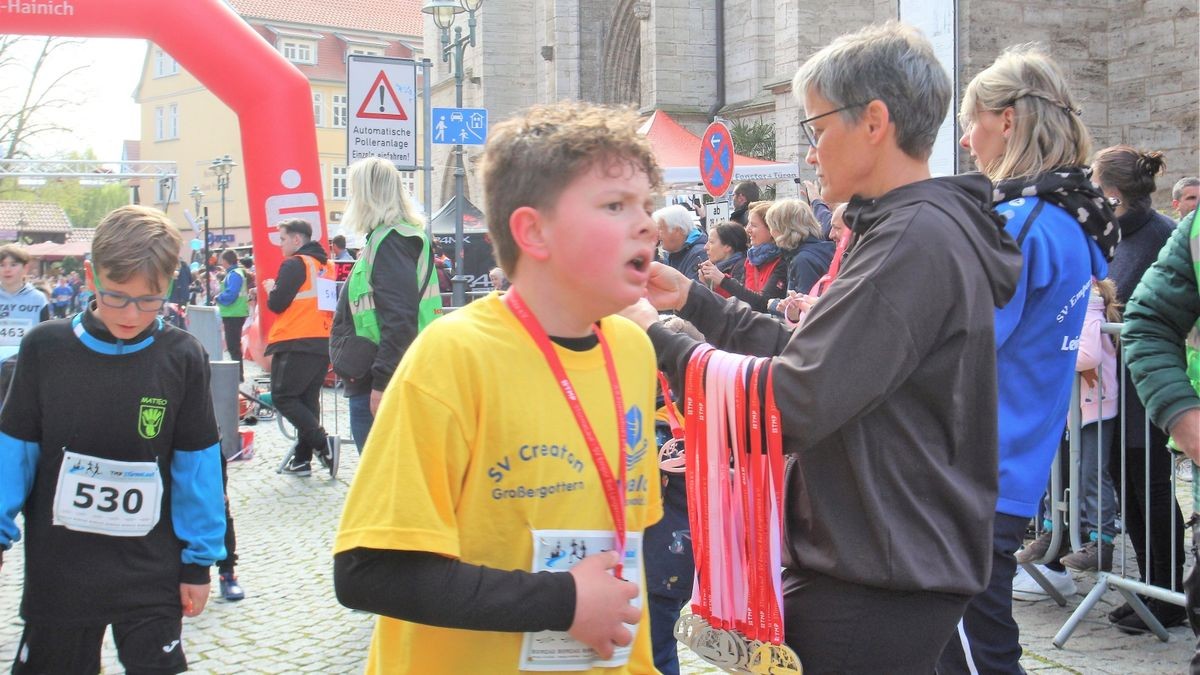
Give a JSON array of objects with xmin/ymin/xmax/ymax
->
[{"xmin": 356, "ymin": 71, "xmax": 408, "ymax": 121}]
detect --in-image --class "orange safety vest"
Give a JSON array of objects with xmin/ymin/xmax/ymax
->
[{"xmin": 267, "ymin": 254, "xmax": 334, "ymax": 344}]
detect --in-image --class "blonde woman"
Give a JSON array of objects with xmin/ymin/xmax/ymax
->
[
  {"xmin": 765, "ymin": 198, "xmax": 834, "ymax": 295},
  {"xmin": 330, "ymin": 157, "xmax": 441, "ymax": 451},
  {"xmin": 943, "ymin": 44, "xmax": 1118, "ymax": 674}
]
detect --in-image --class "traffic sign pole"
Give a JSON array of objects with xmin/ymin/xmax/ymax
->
[{"xmin": 700, "ymin": 122, "xmax": 736, "ymax": 199}]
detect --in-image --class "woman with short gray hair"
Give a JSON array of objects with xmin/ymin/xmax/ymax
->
[{"xmin": 625, "ymin": 21, "xmax": 1022, "ymax": 673}]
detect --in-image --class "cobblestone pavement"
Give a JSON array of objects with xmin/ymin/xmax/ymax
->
[{"xmin": 1, "ymin": 375, "xmax": 1194, "ymax": 673}]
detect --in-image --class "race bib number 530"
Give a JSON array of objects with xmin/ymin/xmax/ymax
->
[{"xmin": 52, "ymin": 451, "xmax": 163, "ymax": 537}]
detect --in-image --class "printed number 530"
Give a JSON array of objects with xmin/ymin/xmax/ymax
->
[{"xmin": 73, "ymin": 483, "xmax": 144, "ymax": 514}]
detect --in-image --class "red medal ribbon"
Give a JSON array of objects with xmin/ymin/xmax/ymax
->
[
  {"xmin": 764, "ymin": 363, "xmax": 786, "ymax": 644},
  {"xmin": 504, "ymin": 290, "xmax": 628, "ymax": 576},
  {"xmin": 685, "ymin": 345, "xmax": 715, "ymax": 619},
  {"xmin": 747, "ymin": 358, "xmax": 768, "ymax": 642}
]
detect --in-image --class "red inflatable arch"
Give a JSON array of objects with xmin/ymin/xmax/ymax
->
[{"xmin": 6, "ymin": 0, "xmax": 326, "ymax": 343}]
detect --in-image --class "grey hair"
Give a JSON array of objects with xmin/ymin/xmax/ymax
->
[
  {"xmin": 653, "ymin": 204, "xmax": 694, "ymax": 235},
  {"xmin": 1174, "ymin": 176, "xmax": 1200, "ymax": 201},
  {"xmin": 792, "ymin": 21, "xmax": 950, "ymax": 160},
  {"xmin": 341, "ymin": 156, "xmax": 425, "ymax": 235}
]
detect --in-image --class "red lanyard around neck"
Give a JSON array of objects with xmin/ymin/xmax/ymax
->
[{"xmin": 503, "ymin": 290, "xmax": 627, "ymax": 574}]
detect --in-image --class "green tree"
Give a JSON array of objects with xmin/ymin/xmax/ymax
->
[
  {"xmin": 730, "ymin": 119, "xmax": 776, "ymax": 161},
  {"xmin": 729, "ymin": 119, "xmax": 778, "ymax": 199}
]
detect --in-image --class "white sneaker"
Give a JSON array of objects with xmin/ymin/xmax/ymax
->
[{"xmin": 1012, "ymin": 564, "xmax": 1077, "ymax": 601}]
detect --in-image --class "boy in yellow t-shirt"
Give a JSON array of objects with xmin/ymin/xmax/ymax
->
[{"xmin": 333, "ymin": 101, "xmax": 664, "ymax": 674}]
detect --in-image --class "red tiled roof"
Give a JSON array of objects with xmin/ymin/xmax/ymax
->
[
  {"xmin": 0, "ymin": 201, "xmax": 72, "ymax": 233},
  {"xmin": 249, "ymin": 24, "xmax": 417, "ymax": 83},
  {"xmin": 65, "ymin": 228, "xmax": 95, "ymax": 243},
  {"xmin": 227, "ymin": 0, "xmax": 425, "ymax": 38}
]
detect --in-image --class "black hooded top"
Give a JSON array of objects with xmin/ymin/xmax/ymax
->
[{"xmin": 650, "ymin": 174, "xmax": 1022, "ymax": 595}]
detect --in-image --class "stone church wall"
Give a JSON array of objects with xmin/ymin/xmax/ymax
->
[{"xmin": 424, "ymin": 1, "xmax": 1198, "ymax": 215}]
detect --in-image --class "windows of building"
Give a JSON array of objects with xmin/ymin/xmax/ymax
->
[
  {"xmin": 312, "ymin": 92, "xmax": 324, "ymax": 127},
  {"xmin": 281, "ymin": 39, "xmax": 316, "ymax": 65},
  {"xmin": 154, "ymin": 104, "xmax": 179, "ymax": 141},
  {"xmin": 332, "ymin": 165, "xmax": 348, "ymax": 200},
  {"xmin": 401, "ymin": 171, "xmax": 416, "ymax": 198},
  {"xmin": 348, "ymin": 46, "xmax": 385, "ymax": 57},
  {"xmin": 153, "ymin": 48, "xmax": 179, "ymax": 78},
  {"xmin": 155, "ymin": 177, "xmax": 176, "ymax": 205},
  {"xmin": 332, "ymin": 94, "xmax": 348, "ymax": 128}
]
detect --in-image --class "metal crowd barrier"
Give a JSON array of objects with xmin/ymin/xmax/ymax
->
[{"xmin": 1019, "ymin": 322, "xmax": 1190, "ymax": 646}]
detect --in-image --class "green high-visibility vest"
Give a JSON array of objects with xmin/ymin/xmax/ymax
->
[
  {"xmin": 1187, "ymin": 210, "xmax": 1200, "ymax": 498},
  {"xmin": 345, "ymin": 222, "xmax": 442, "ymax": 343},
  {"xmin": 1188, "ymin": 210, "xmax": 1200, "ymax": 398},
  {"xmin": 217, "ymin": 267, "xmax": 250, "ymax": 318}
]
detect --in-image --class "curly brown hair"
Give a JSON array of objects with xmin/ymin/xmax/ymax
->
[{"xmin": 480, "ymin": 102, "xmax": 662, "ymax": 274}]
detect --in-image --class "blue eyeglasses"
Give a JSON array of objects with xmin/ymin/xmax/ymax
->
[{"xmin": 93, "ymin": 274, "xmax": 174, "ymax": 313}]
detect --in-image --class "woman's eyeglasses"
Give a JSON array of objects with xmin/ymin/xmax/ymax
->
[{"xmin": 800, "ymin": 102, "xmax": 869, "ymax": 147}]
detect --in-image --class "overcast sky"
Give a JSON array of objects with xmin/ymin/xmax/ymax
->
[{"xmin": 1, "ymin": 37, "xmax": 145, "ymax": 162}]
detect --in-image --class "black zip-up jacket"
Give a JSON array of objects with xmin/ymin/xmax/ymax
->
[
  {"xmin": 650, "ymin": 174, "xmax": 1022, "ymax": 595},
  {"xmin": 330, "ymin": 229, "xmax": 423, "ymax": 396},
  {"xmin": 1107, "ymin": 206, "xmax": 1175, "ymax": 447},
  {"xmin": 266, "ymin": 240, "xmax": 329, "ymax": 356}
]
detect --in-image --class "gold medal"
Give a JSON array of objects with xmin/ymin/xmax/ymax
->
[
  {"xmin": 692, "ymin": 626, "xmax": 747, "ymax": 672},
  {"xmin": 747, "ymin": 641, "xmax": 803, "ymax": 675}
]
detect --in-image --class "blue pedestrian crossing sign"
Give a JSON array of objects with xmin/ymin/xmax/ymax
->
[{"xmin": 432, "ymin": 107, "xmax": 488, "ymax": 146}]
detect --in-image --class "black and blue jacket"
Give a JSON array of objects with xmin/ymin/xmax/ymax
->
[{"xmin": 0, "ymin": 309, "xmax": 225, "ymax": 624}]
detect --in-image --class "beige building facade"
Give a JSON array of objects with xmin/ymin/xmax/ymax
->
[
  {"xmin": 426, "ymin": 1, "xmax": 1198, "ymax": 209},
  {"xmin": 134, "ymin": 0, "xmax": 425, "ymax": 246}
]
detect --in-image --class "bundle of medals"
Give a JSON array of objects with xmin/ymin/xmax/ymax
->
[{"xmin": 669, "ymin": 346, "xmax": 802, "ymax": 674}]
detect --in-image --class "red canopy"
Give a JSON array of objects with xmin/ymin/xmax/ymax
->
[
  {"xmin": 638, "ymin": 111, "xmax": 799, "ymax": 187},
  {"xmin": 25, "ymin": 240, "xmax": 91, "ymax": 259}
]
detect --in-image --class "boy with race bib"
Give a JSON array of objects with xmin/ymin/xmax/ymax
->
[
  {"xmin": 333, "ymin": 102, "xmax": 664, "ymax": 673},
  {"xmin": 0, "ymin": 244, "xmax": 50, "ymax": 405},
  {"xmin": 0, "ymin": 205, "xmax": 226, "ymax": 674}
]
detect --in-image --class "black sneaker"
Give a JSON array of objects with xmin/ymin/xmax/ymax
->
[
  {"xmin": 281, "ymin": 458, "xmax": 311, "ymax": 476},
  {"xmin": 1108, "ymin": 602, "xmax": 1135, "ymax": 623},
  {"xmin": 324, "ymin": 435, "xmax": 341, "ymax": 479},
  {"xmin": 1114, "ymin": 599, "xmax": 1187, "ymax": 634},
  {"xmin": 315, "ymin": 435, "xmax": 340, "ymax": 478}
]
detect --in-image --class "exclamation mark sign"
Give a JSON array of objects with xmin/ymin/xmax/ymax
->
[{"xmin": 378, "ymin": 85, "xmax": 385, "ymax": 113}]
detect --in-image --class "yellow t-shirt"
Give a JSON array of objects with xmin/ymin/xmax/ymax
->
[{"xmin": 334, "ymin": 293, "xmax": 663, "ymax": 674}]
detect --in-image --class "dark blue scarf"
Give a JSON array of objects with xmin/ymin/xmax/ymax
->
[{"xmin": 747, "ymin": 243, "xmax": 781, "ymax": 267}]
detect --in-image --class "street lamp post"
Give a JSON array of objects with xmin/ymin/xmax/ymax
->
[
  {"xmin": 423, "ymin": 0, "xmax": 485, "ymax": 308},
  {"xmin": 189, "ymin": 185, "xmax": 209, "ymax": 304},
  {"xmin": 209, "ymin": 154, "xmax": 237, "ymax": 242}
]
